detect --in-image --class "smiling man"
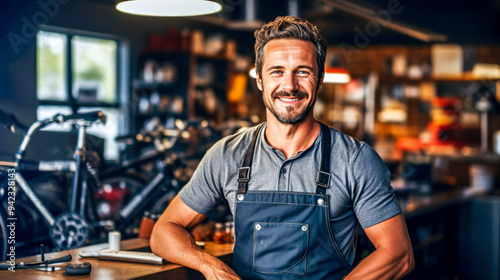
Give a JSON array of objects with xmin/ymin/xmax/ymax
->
[{"xmin": 151, "ymin": 16, "xmax": 414, "ymax": 280}]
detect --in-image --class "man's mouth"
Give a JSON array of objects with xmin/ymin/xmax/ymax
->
[{"xmin": 278, "ymin": 97, "xmax": 302, "ymax": 102}]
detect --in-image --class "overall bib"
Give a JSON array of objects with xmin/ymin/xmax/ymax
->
[{"xmin": 233, "ymin": 123, "xmax": 353, "ymax": 280}]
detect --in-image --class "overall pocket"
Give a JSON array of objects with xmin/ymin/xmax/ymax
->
[{"xmin": 252, "ymin": 222, "xmax": 309, "ymax": 274}]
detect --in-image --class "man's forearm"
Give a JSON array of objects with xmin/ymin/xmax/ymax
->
[
  {"xmin": 150, "ymin": 221, "xmax": 233, "ymax": 277},
  {"xmin": 344, "ymin": 247, "xmax": 414, "ymax": 280}
]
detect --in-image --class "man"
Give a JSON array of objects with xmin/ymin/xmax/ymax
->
[{"xmin": 151, "ymin": 16, "xmax": 414, "ymax": 279}]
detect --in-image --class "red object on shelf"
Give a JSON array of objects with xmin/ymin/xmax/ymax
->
[
  {"xmin": 396, "ymin": 137, "xmax": 423, "ymax": 152},
  {"xmin": 180, "ymin": 29, "xmax": 191, "ymax": 52},
  {"xmin": 431, "ymin": 97, "xmax": 461, "ymax": 107},
  {"xmin": 163, "ymin": 28, "xmax": 179, "ymax": 52},
  {"xmin": 147, "ymin": 34, "xmax": 161, "ymax": 51}
]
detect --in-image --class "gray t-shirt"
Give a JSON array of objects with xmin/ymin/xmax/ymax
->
[{"xmin": 179, "ymin": 122, "xmax": 401, "ymax": 264}]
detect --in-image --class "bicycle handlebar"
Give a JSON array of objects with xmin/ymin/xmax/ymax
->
[
  {"xmin": 15, "ymin": 111, "xmax": 107, "ymax": 163},
  {"xmin": 53, "ymin": 111, "xmax": 107, "ymax": 126}
]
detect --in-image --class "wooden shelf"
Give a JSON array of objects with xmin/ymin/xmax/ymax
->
[
  {"xmin": 136, "ymin": 112, "xmax": 186, "ymax": 119},
  {"xmin": 141, "ymin": 51, "xmax": 230, "ymax": 61},
  {"xmin": 133, "ymin": 47, "xmax": 233, "ymax": 134},
  {"xmin": 194, "ymin": 83, "xmax": 227, "ymax": 90},
  {"xmin": 192, "ymin": 52, "xmax": 231, "ymax": 61},
  {"xmin": 133, "ymin": 80, "xmax": 178, "ymax": 89},
  {"xmin": 429, "ymin": 152, "xmax": 500, "ymax": 164},
  {"xmin": 379, "ymin": 73, "xmax": 500, "ymax": 84}
]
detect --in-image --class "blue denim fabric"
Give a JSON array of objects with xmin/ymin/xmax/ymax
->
[{"xmin": 233, "ymin": 191, "xmax": 353, "ymax": 279}]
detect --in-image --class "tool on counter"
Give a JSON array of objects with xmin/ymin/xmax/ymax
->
[
  {"xmin": 0, "ymin": 244, "xmax": 72, "ymax": 271},
  {"xmin": 65, "ymin": 262, "xmax": 92, "ymax": 275}
]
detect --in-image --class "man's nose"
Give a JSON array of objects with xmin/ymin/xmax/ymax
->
[{"xmin": 281, "ymin": 72, "xmax": 299, "ymax": 92}]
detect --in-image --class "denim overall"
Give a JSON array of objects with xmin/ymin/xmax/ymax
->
[{"xmin": 233, "ymin": 123, "xmax": 353, "ymax": 279}]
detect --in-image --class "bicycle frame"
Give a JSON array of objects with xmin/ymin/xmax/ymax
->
[
  {"xmin": 0, "ymin": 159, "xmax": 76, "ymax": 225},
  {"xmin": 10, "ymin": 120, "xmax": 95, "ymax": 227}
]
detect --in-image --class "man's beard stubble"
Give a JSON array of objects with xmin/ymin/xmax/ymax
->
[{"xmin": 262, "ymin": 87, "xmax": 316, "ymax": 125}]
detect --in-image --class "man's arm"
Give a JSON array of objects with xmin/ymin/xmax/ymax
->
[
  {"xmin": 150, "ymin": 195, "xmax": 241, "ymax": 280},
  {"xmin": 344, "ymin": 213, "xmax": 414, "ymax": 280}
]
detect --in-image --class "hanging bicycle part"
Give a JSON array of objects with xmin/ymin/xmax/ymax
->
[{"xmin": 50, "ymin": 212, "xmax": 90, "ymax": 250}]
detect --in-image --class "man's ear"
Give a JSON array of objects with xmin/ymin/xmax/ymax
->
[{"xmin": 256, "ymin": 74, "xmax": 263, "ymax": 91}]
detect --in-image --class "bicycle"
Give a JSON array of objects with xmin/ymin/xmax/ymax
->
[
  {"xmin": 0, "ymin": 111, "xmax": 107, "ymax": 260},
  {"xmin": 0, "ymin": 110, "xmax": 217, "ymax": 260}
]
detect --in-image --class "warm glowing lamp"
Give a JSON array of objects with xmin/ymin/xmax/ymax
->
[
  {"xmin": 249, "ymin": 67, "xmax": 257, "ymax": 79},
  {"xmin": 116, "ymin": 0, "xmax": 223, "ymax": 17},
  {"xmin": 324, "ymin": 67, "xmax": 351, "ymax": 84}
]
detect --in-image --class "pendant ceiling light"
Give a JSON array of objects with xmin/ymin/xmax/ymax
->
[{"xmin": 116, "ymin": 0, "xmax": 223, "ymax": 17}]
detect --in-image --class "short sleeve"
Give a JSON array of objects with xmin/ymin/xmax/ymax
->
[
  {"xmin": 178, "ymin": 141, "xmax": 225, "ymax": 216},
  {"xmin": 350, "ymin": 144, "xmax": 401, "ymax": 229}
]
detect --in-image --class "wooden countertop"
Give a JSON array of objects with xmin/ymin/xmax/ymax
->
[
  {"xmin": 0, "ymin": 238, "xmax": 233, "ymax": 279},
  {"xmin": 397, "ymin": 189, "xmax": 489, "ymax": 220}
]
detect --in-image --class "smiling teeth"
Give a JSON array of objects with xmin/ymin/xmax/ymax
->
[{"xmin": 279, "ymin": 98, "xmax": 300, "ymax": 102}]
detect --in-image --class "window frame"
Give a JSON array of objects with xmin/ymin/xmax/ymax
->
[{"xmin": 37, "ymin": 25, "xmax": 128, "ymax": 111}]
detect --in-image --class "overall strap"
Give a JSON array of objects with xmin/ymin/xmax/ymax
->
[
  {"xmin": 237, "ymin": 123, "xmax": 331, "ymax": 195},
  {"xmin": 237, "ymin": 124, "xmax": 264, "ymax": 194},
  {"xmin": 316, "ymin": 123, "xmax": 331, "ymax": 195}
]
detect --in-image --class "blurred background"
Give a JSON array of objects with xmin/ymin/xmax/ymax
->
[{"xmin": 1, "ymin": 0, "xmax": 500, "ymax": 279}]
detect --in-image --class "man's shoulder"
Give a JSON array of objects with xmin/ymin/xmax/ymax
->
[
  {"xmin": 326, "ymin": 125, "xmax": 366, "ymax": 154},
  {"xmin": 213, "ymin": 122, "xmax": 265, "ymax": 155}
]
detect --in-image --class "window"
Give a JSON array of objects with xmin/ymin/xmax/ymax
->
[
  {"xmin": 71, "ymin": 35, "xmax": 117, "ymax": 104},
  {"xmin": 37, "ymin": 31, "xmax": 66, "ymax": 101},
  {"xmin": 37, "ymin": 28, "xmax": 127, "ymax": 161}
]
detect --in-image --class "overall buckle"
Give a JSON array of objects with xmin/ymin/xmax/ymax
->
[
  {"xmin": 238, "ymin": 167, "xmax": 250, "ymax": 182},
  {"xmin": 316, "ymin": 171, "xmax": 330, "ymax": 188}
]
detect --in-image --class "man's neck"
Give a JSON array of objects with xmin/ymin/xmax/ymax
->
[{"xmin": 265, "ymin": 117, "xmax": 320, "ymax": 159}]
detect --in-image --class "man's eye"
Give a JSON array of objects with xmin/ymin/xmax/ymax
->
[
  {"xmin": 271, "ymin": 70, "xmax": 283, "ymax": 74},
  {"xmin": 297, "ymin": 70, "xmax": 309, "ymax": 75}
]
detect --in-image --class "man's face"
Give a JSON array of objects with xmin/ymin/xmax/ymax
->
[{"xmin": 256, "ymin": 39, "xmax": 323, "ymax": 125}]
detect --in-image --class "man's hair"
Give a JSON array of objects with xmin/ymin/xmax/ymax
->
[{"xmin": 254, "ymin": 15, "xmax": 327, "ymax": 81}]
